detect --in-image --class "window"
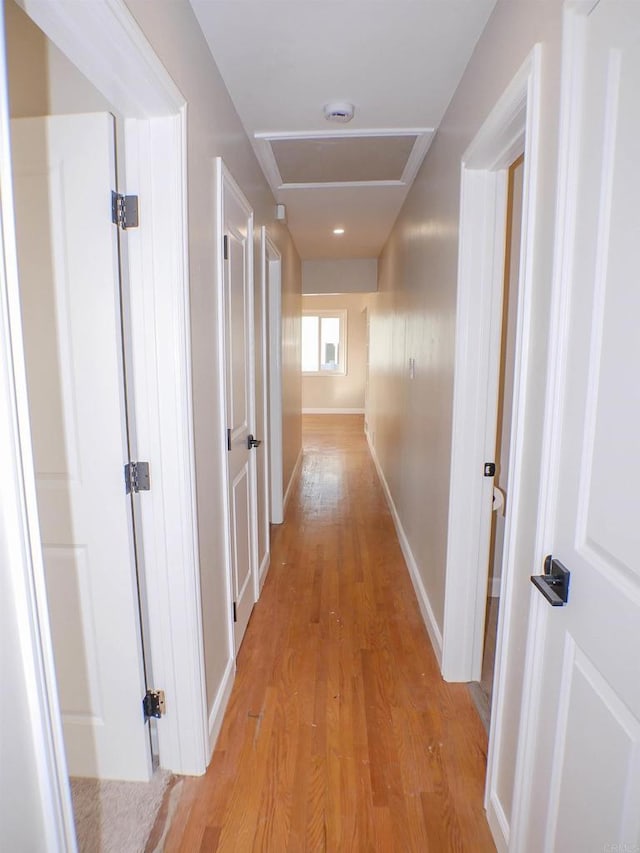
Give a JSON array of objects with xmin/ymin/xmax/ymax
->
[{"xmin": 302, "ymin": 310, "xmax": 347, "ymax": 375}]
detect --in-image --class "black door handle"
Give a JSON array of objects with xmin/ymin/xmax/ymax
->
[
  {"xmin": 531, "ymin": 556, "xmax": 570, "ymax": 606},
  {"xmin": 247, "ymin": 434, "xmax": 262, "ymax": 450}
]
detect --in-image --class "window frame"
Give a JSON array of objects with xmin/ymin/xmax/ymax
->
[{"xmin": 301, "ymin": 309, "xmax": 348, "ymax": 376}]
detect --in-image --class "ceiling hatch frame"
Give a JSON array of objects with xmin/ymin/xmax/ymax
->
[{"xmin": 254, "ymin": 128, "xmax": 435, "ymax": 192}]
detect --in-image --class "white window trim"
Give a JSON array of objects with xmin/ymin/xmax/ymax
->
[{"xmin": 302, "ymin": 309, "xmax": 348, "ymax": 376}]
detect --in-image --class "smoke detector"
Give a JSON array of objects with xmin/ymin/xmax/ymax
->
[{"xmin": 323, "ymin": 101, "xmax": 355, "ymax": 123}]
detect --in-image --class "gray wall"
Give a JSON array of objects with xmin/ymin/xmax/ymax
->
[{"xmin": 302, "ymin": 258, "xmax": 377, "ymax": 294}]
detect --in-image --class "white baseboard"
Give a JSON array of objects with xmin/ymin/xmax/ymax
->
[
  {"xmin": 207, "ymin": 656, "xmax": 235, "ymax": 759},
  {"xmin": 302, "ymin": 407, "xmax": 364, "ymax": 415},
  {"xmin": 486, "ymin": 791, "xmax": 509, "ymax": 853},
  {"xmin": 283, "ymin": 448, "xmax": 303, "ymax": 515},
  {"xmin": 366, "ymin": 435, "xmax": 443, "ymax": 665},
  {"xmin": 259, "ymin": 550, "xmax": 270, "ymax": 591}
]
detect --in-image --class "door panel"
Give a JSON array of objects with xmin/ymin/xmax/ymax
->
[
  {"xmin": 226, "ymin": 225, "xmax": 249, "ymax": 439},
  {"xmin": 12, "ymin": 113, "xmax": 151, "ymax": 780},
  {"xmin": 43, "ymin": 546, "xmax": 99, "ymax": 716},
  {"xmin": 231, "ymin": 465, "xmax": 252, "ymax": 625},
  {"xmin": 550, "ymin": 642, "xmax": 640, "ymax": 851},
  {"xmin": 222, "ymin": 167, "xmax": 257, "ymax": 652},
  {"xmin": 522, "ymin": 3, "xmax": 640, "ymax": 847}
]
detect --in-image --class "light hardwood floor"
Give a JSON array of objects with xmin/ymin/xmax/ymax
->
[{"xmin": 164, "ymin": 415, "xmax": 495, "ymax": 851}]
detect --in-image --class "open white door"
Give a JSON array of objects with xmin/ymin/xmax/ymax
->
[
  {"xmin": 219, "ymin": 161, "xmax": 258, "ymax": 653},
  {"xmin": 516, "ymin": 3, "xmax": 640, "ymax": 848},
  {"xmin": 11, "ymin": 113, "xmax": 151, "ymax": 781}
]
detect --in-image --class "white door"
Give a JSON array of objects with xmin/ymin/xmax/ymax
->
[
  {"xmin": 12, "ymin": 113, "xmax": 151, "ymax": 781},
  {"xmin": 221, "ymin": 165, "xmax": 258, "ymax": 652},
  {"xmin": 518, "ymin": 3, "xmax": 640, "ymax": 849}
]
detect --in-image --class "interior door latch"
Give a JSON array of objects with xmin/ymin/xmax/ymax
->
[{"xmin": 531, "ymin": 555, "xmax": 570, "ymax": 606}]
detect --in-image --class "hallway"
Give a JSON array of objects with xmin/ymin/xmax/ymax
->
[{"xmin": 165, "ymin": 415, "xmax": 495, "ymax": 851}]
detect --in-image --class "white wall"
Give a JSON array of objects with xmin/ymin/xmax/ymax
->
[
  {"xmin": 5, "ymin": 0, "xmax": 111, "ymax": 115},
  {"xmin": 303, "ymin": 258, "xmax": 377, "ymax": 294},
  {"xmin": 366, "ymin": 0, "xmax": 564, "ymax": 836},
  {"xmin": 302, "ymin": 293, "xmax": 368, "ymax": 412}
]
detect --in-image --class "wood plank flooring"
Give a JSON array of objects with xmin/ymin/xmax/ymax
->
[{"xmin": 164, "ymin": 415, "xmax": 495, "ymax": 852}]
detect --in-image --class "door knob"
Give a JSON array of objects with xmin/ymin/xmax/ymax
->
[
  {"xmin": 531, "ymin": 555, "xmax": 570, "ymax": 606},
  {"xmin": 247, "ymin": 434, "xmax": 262, "ymax": 450}
]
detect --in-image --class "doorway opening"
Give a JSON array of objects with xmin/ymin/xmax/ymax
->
[{"xmin": 469, "ymin": 155, "xmax": 524, "ymax": 731}]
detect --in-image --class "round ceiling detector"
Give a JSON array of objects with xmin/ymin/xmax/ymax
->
[{"xmin": 323, "ymin": 101, "xmax": 355, "ymax": 123}]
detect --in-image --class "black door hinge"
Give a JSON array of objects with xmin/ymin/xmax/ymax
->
[
  {"xmin": 112, "ymin": 191, "xmax": 139, "ymax": 230},
  {"xmin": 227, "ymin": 428, "xmax": 232, "ymax": 451},
  {"xmin": 223, "ymin": 234, "xmax": 229, "ymax": 260},
  {"xmin": 233, "ymin": 601, "xmax": 237, "ymax": 623},
  {"xmin": 143, "ymin": 689, "xmax": 165, "ymax": 720}
]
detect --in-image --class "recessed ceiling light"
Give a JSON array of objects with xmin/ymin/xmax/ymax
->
[{"xmin": 333, "ymin": 227, "xmax": 345, "ymax": 235}]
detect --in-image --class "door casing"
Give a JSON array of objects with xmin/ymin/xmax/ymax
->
[
  {"xmin": 264, "ymin": 231, "xmax": 284, "ymax": 526},
  {"xmin": 441, "ymin": 45, "xmax": 544, "ymax": 850},
  {"xmin": 256, "ymin": 227, "xmax": 280, "ymax": 584},
  {"xmin": 3, "ymin": 0, "xmax": 208, "ymax": 845}
]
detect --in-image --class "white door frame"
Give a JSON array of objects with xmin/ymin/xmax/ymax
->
[
  {"xmin": 257, "ymin": 226, "xmax": 277, "ymax": 585},
  {"xmin": 265, "ymin": 235, "xmax": 284, "ymax": 525},
  {"xmin": 0, "ymin": 10, "xmax": 74, "ymax": 845},
  {"xmin": 215, "ymin": 157, "xmax": 259, "ymax": 657},
  {"xmin": 441, "ymin": 46, "xmax": 543, "ymax": 842},
  {"xmin": 4, "ymin": 0, "xmax": 208, "ymax": 840},
  {"xmin": 442, "ymin": 47, "xmax": 542, "ymax": 679}
]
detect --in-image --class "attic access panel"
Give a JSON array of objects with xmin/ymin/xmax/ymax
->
[{"xmin": 271, "ymin": 134, "xmax": 418, "ymax": 184}]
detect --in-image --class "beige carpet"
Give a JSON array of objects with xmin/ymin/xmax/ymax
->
[{"xmin": 70, "ymin": 770, "xmax": 174, "ymax": 853}]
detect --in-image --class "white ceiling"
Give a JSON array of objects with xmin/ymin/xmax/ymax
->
[{"xmin": 190, "ymin": 0, "xmax": 497, "ymax": 260}]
